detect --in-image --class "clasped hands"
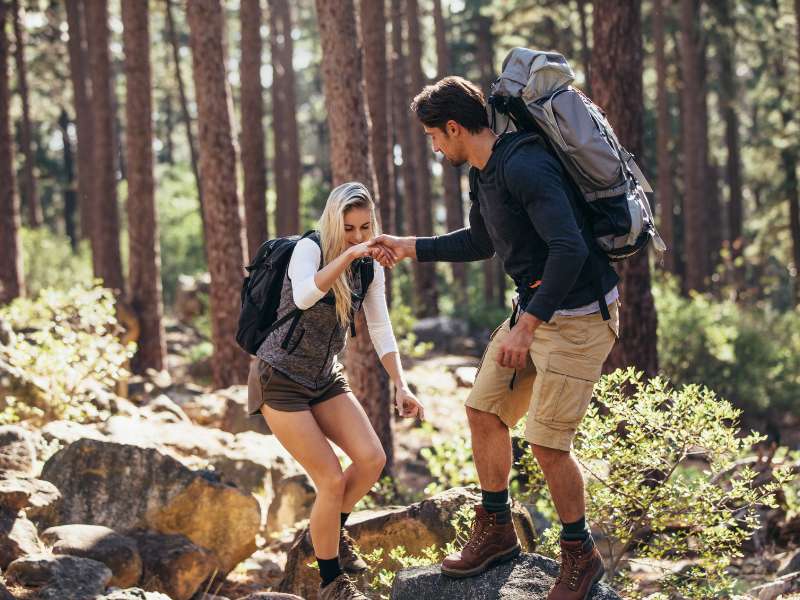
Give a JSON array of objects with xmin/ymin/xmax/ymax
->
[{"xmin": 347, "ymin": 234, "xmax": 412, "ymax": 268}]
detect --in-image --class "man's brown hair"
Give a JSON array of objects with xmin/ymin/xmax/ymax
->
[{"xmin": 410, "ymin": 76, "xmax": 490, "ymax": 134}]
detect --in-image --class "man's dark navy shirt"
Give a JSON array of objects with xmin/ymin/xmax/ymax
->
[{"xmin": 415, "ymin": 132, "xmax": 619, "ymax": 322}]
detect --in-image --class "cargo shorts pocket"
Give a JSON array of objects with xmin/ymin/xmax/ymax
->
[
  {"xmin": 533, "ymin": 352, "xmax": 599, "ymax": 428},
  {"xmin": 476, "ymin": 320, "xmax": 508, "ymax": 375}
]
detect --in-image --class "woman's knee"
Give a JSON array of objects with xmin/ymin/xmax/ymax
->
[
  {"xmin": 356, "ymin": 446, "xmax": 386, "ymax": 478},
  {"xmin": 313, "ymin": 469, "xmax": 347, "ymax": 498}
]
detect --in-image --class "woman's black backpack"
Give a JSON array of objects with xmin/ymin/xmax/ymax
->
[{"xmin": 235, "ymin": 230, "xmax": 375, "ymax": 356}]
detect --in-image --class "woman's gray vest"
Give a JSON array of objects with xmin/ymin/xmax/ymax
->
[{"xmin": 256, "ymin": 261, "xmax": 369, "ymax": 390}]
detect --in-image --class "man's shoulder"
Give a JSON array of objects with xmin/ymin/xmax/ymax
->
[{"xmin": 501, "ymin": 134, "xmax": 562, "ymax": 187}]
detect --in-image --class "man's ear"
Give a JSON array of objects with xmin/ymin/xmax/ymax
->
[{"xmin": 447, "ymin": 120, "xmax": 459, "ymax": 136}]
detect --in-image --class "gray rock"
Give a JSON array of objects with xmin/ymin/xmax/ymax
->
[
  {"xmin": 235, "ymin": 594, "xmax": 305, "ymax": 600},
  {"xmin": 41, "ymin": 523, "xmax": 141, "ymax": 588},
  {"xmin": 0, "ymin": 509, "xmax": 44, "ymax": 568},
  {"xmin": 40, "ymin": 438, "xmax": 261, "ymax": 575},
  {"xmin": 0, "ymin": 475, "xmax": 61, "ymax": 516},
  {"xmin": 6, "ymin": 552, "xmax": 112, "ymax": 600},
  {"xmin": 97, "ymin": 587, "xmax": 172, "ymax": 600},
  {"xmin": 144, "ymin": 394, "xmax": 191, "ymax": 423},
  {"xmin": 0, "ymin": 426, "xmax": 36, "ymax": 475},
  {"xmin": 391, "ymin": 552, "xmax": 621, "ymax": 600},
  {"xmin": 40, "ymin": 420, "xmax": 108, "ymax": 446},
  {"xmin": 779, "ymin": 549, "xmax": 800, "ymax": 576},
  {"xmin": 267, "ymin": 472, "xmax": 316, "ymax": 535},
  {"xmin": 129, "ymin": 529, "xmax": 219, "ymax": 600}
]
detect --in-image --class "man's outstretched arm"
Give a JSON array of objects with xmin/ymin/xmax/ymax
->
[{"xmin": 375, "ymin": 200, "xmax": 494, "ymax": 263}]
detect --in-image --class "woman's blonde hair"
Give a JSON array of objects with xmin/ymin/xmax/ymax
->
[{"xmin": 318, "ymin": 182, "xmax": 380, "ymax": 327}]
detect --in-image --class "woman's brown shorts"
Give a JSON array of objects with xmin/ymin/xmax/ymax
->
[{"xmin": 247, "ymin": 358, "xmax": 352, "ymax": 415}]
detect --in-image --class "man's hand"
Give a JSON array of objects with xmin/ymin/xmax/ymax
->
[
  {"xmin": 372, "ymin": 234, "xmax": 417, "ymax": 262},
  {"xmin": 496, "ymin": 312, "xmax": 541, "ymax": 369}
]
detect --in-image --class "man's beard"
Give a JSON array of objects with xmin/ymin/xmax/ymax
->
[{"xmin": 446, "ymin": 155, "xmax": 466, "ymax": 167}]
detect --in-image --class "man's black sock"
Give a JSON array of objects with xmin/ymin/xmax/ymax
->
[
  {"xmin": 482, "ymin": 488, "xmax": 510, "ymax": 515},
  {"xmin": 561, "ymin": 515, "xmax": 590, "ymax": 542},
  {"xmin": 340, "ymin": 512, "xmax": 350, "ymax": 528},
  {"xmin": 317, "ymin": 556, "xmax": 342, "ymax": 587}
]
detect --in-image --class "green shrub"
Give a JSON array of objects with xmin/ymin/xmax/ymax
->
[
  {"xmin": 518, "ymin": 368, "xmax": 792, "ymax": 598},
  {"xmin": 654, "ymin": 275, "xmax": 800, "ymax": 415},
  {"xmin": 0, "ymin": 283, "xmax": 134, "ymax": 425},
  {"xmin": 19, "ymin": 227, "xmax": 93, "ymax": 298}
]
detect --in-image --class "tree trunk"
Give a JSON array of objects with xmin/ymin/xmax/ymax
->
[
  {"xmin": 162, "ymin": 85, "xmax": 175, "ymax": 165},
  {"xmin": 315, "ymin": 0, "xmax": 394, "ymax": 474},
  {"xmin": 187, "ymin": 0, "xmax": 250, "ymax": 388},
  {"xmin": 0, "ymin": 0, "xmax": 23, "ymax": 304},
  {"xmin": 406, "ymin": 0, "xmax": 438, "ymax": 317},
  {"xmin": 474, "ymin": 10, "xmax": 502, "ymax": 307},
  {"xmin": 390, "ymin": 0, "xmax": 415, "ymax": 241},
  {"xmin": 269, "ymin": 0, "xmax": 301, "ymax": 237},
  {"xmin": 11, "ymin": 0, "xmax": 40, "ymax": 227},
  {"xmin": 85, "ymin": 0, "xmax": 125, "ymax": 295},
  {"xmin": 65, "ymin": 0, "xmax": 94, "ymax": 242},
  {"xmin": 592, "ymin": 0, "xmax": 659, "ymax": 377},
  {"xmin": 240, "ymin": 0, "xmax": 268, "ymax": 259},
  {"xmin": 433, "ymin": 0, "xmax": 467, "ymax": 305},
  {"xmin": 360, "ymin": 0, "xmax": 395, "ymax": 305},
  {"xmin": 577, "ymin": 0, "xmax": 592, "ymax": 94},
  {"xmin": 122, "ymin": 0, "xmax": 167, "ymax": 374},
  {"xmin": 653, "ymin": 0, "xmax": 676, "ymax": 274},
  {"xmin": 678, "ymin": 0, "xmax": 706, "ymax": 293},
  {"xmin": 58, "ymin": 109, "xmax": 79, "ymax": 252},
  {"xmin": 697, "ymin": 35, "xmax": 719, "ymax": 282},
  {"xmin": 166, "ymin": 0, "xmax": 204, "ymax": 232}
]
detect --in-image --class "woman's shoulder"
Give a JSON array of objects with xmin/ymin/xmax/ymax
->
[{"xmin": 293, "ymin": 236, "xmax": 322, "ymax": 261}]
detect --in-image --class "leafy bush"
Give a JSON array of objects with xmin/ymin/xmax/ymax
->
[
  {"xmin": 0, "ymin": 283, "xmax": 134, "ymax": 425},
  {"xmin": 654, "ymin": 275, "xmax": 800, "ymax": 415},
  {"xmin": 518, "ymin": 369, "xmax": 791, "ymax": 598},
  {"xmin": 19, "ymin": 227, "xmax": 93, "ymax": 298}
]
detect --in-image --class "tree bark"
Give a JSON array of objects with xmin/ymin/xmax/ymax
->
[
  {"xmin": 577, "ymin": 0, "xmax": 592, "ymax": 94},
  {"xmin": 360, "ymin": 0, "xmax": 395, "ymax": 305},
  {"xmin": 65, "ymin": 0, "xmax": 94, "ymax": 242},
  {"xmin": 269, "ymin": 0, "xmax": 301, "ymax": 236},
  {"xmin": 166, "ymin": 0, "xmax": 204, "ymax": 232},
  {"xmin": 187, "ymin": 0, "xmax": 250, "ymax": 388},
  {"xmin": 0, "ymin": 0, "xmax": 23, "ymax": 304},
  {"xmin": 122, "ymin": 0, "xmax": 167, "ymax": 374},
  {"xmin": 406, "ymin": 0, "xmax": 438, "ymax": 317},
  {"xmin": 85, "ymin": 0, "xmax": 125, "ymax": 295},
  {"xmin": 58, "ymin": 109, "xmax": 79, "ymax": 252},
  {"xmin": 240, "ymin": 0, "xmax": 268, "ymax": 259},
  {"xmin": 11, "ymin": 0, "xmax": 40, "ymax": 227},
  {"xmin": 433, "ymin": 0, "xmax": 467, "ymax": 304},
  {"xmin": 653, "ymin": 0, "xmax": 676, "ymax": 274},
  {"xmin": 678, "ymin": 0, "xmax": 707, "ymax": 292},
  {"xmin": 390, "ymin": 0, "xmax": 416, "ymax": 242},
  {"xmin": 697, "ymin": 34, "xmax": 719, "ymax": 282},
  {"xmin": 315, "ymin": 0, "xmax": 394, "ymax": 474},
  {"xmin": 592, "ymin": 0, "xmax": 659, "ymax": 377}
]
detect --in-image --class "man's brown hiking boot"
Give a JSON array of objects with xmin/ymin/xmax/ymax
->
[
  {"xmin": 441, "ymin": 505, "xmax": 521, "ymax": 578},
  {"xmin": 547, "ymin": 537, "xmax": 605, "ymax": 600},
  {"xmin": 319, "ymin": 572, "xmax": 371, "ymax": 600},
  {"xmin": 339, "ymin": 527, "xmax": 367, "ymax": 573}
]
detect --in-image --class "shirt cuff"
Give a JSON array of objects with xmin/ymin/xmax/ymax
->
[
  {"xmin": 524, "ymin": 296, "xmax": 557, "ymax": 323},
  {"xmin": 415, "ymin": 237, "xmax": 437, "ymax": 262}
]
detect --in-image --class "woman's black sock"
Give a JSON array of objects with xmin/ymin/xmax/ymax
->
[
  {"xmin": 317, "ymin": 556, "xmax": 342, "ymax": 587},
  {"xmin": 561, "ymin": 515, "xmax": 590, "ymax": 542},
  {"xmin": 340, "ymin": 512, "xmax": 350, "ymax": 528}
]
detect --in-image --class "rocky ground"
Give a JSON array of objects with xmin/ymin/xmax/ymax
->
[{"xmin": 0, "ymin": 303, "xmax": 797, "ymax": 599}]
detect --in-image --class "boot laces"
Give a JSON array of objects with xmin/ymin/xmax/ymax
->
[{"xmin": 557, "ymin": 547, "xmax": 584, "ymax": 591}]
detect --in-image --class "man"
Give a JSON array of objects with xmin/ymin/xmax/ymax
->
[{"xmin": 375, "ymin": 76, "xmax": 620, "ymax": 600}]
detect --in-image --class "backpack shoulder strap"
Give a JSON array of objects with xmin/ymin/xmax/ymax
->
[
  {"xmin": 301, "ymin": 230, "xmax": 323, "ymax": 269},
  {"xmin": 468, "ymin": 166, "xmax": 479, "ymax": 203}
]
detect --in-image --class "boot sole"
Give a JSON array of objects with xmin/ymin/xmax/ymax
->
[{"xmin": 440, "ymin": 543, "xmax": 521, "ymax": 579}]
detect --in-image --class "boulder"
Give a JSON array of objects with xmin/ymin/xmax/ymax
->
[
  {"xmin": 413, "ymin": 317, "xmax": 469, "ymax": 349},
  {"xmin": 0, "ymin": 426, "xmax": 37, "ymax": 475},
  {"xmin": 267, "ymin": 473, "xmax": 316, "ymax": 535},
  {"xmin": 0, "ymin": 475, "xmax": 61, "ymax": 516},
  {"xmin": 751, "ymin": 570, "xmax": 800, "ymax": 600},
  {"xmin": 130, "ymin": 530, "xmax": 219, "ymax": 600},
  {"xmin": 41, "ymin": 523, "xmax": 141, "ymax": 588},
  {"xmin": 174, "ymin": 273, "xmax": 210, "ymax": 323},
  {"xmin": 235, "ymin": 594, "xmax": 305, "ymax": 600},
  {"xmin": 143, "ymin": 394, "xmax": 191, "ymax": 423},
  {"xmin": 0, "ymin": 509, "xmax": 44, "ymax": 568},
  {"xmin": 279, "ymin": 486, "xmax": 537, "ymax": 599},
  {"xmin": 97, "ymin": 588, "xmax": 173, "ymax": 600},
  {"xmin": 391, "ymin": 552, "xmax": 621, "ymax": 600},
  {"xmin": 40, "ymin": 420, "xmax": 107, "ymax": 446},
  {"xmin": 40, "ymin": 438, "xmax": 261, "ymax": 575},
  {"xmin": 6, "ymin": 552, "xmax": 112, "ymax": 600},
  {"xmin": 218, "ymin": 386, "xmax": 271, "ymax": 436}
]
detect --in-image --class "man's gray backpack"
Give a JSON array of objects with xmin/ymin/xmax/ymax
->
[{"xmin": 490, "ymin": 47, "xmax": 666, "ymax": 262}]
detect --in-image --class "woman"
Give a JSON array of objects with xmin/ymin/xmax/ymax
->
[{"xmin": 247, "ymin": 182, "xmax": 424, "ymax": 600}]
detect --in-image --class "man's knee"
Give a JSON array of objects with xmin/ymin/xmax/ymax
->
[
  {"xmin": 466, "ymin": 405, "xmax": 506, "ymax": 433},
  {"xmin": 531, "ymin": 443, "xmax": 570, "ymax": 470}
]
